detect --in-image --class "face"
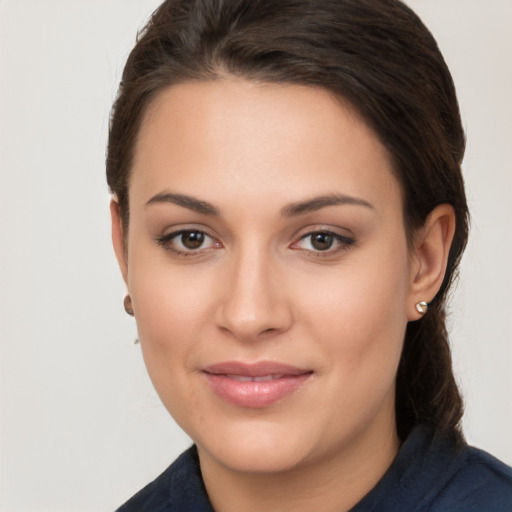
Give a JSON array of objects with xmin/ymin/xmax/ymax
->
[{"xmin": 117, "ymin": 79, "xmax": 416, "ymax": 475}]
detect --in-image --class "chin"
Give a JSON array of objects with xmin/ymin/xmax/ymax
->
[
  {"xmin": 194, "ymin": 418, "xmax": 321, "ymax": 474},
  {"xmin": 204, "ymin": 443, "xmax": 312, "ymax": 475}
]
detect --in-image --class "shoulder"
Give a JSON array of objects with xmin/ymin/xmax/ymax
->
[
  {"xmin": 432, "ymin": 445, "xmax": 512, "ymax": 511},
  {"xmin": 351, "ymin": 426, "xmax": 512, "ymax": 512},
  {"xmin": 115, "ymin": 446, "xmax": 214, "ymax": 512}
]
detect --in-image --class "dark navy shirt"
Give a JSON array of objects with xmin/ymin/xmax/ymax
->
[{"xmin": 116, "ymin": 426, "xmax": 512, "ymax": 511}]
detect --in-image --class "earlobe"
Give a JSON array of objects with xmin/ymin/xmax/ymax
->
[
  {"xmin": 408, "ymin": 204, "xmax": 456, "ymax": 321},
  {"xmin": 110, "ymin": 199, "xmax": 129, "ymax": 285}
]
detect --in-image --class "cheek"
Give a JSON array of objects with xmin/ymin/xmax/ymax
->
[
  {"xmin": 128, "ymin": 235, "xmax": 214, "ymax": 331},
  {"xmin": 302, "ymin": 241, "xmax": 409, "ymax": 334},
  {"xmin": 126, "ymin": 246, "xmax": 215, "ymax": 386},
  {"xmin": 300, "ymin": 240, "xmax": 410, "ymax": 396},
  {"xmin": 303, "ymin": 278, "xmax": 407, "ymax": 446},
  {"xmin": 129, "ymin": 266, "xmax": 210, "ymax": 423}
]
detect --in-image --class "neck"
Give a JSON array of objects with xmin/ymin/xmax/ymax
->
[{"xmin": 198, "ymin": 416, "xmax": 400, "ymax": 512}]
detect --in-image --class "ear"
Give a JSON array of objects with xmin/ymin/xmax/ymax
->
[
  {"xmin": 408, "ymin": 204, "xmax": 456, "ymax": 321},
  {"xmin": 110, "ymin": 199, "xmax": 129, "ymax": 285}
]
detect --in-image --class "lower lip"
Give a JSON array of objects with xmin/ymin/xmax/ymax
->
[{"xmin": 204, "ymin": 373, "xmax": 312, "ymax": 408}]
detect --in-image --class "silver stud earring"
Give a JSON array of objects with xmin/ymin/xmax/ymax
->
[
  {"xmin": 415, "ymin": 301, "xmax": 428, "ymax": 315},
  {"xmin": 133, "ymin": 338, "xmax": 140, "ymax": 345}
]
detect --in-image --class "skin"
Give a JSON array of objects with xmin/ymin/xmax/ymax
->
[{"xmin": 111, "ymin": 79, "xmax": 455, "ymax": 512}]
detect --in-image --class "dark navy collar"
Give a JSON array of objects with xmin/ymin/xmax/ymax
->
[
  {"xmin": 116, "ymin": 425, "xmax": 512, "ymax": 511},
  {"xmin": 350, "ymin": 426, "xmax": 466, "ymax": 511}
]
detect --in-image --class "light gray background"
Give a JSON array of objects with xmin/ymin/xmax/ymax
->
[{"xmin": 0, "ymin": 1, "xmax": 511, "ymax": 510}]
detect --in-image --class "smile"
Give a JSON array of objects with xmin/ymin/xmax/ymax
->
[
  {"xmin": 202, "ymin": 361, "xmax": 313, "ymax": 408},
  {"xmin": 225, "ymin": 374, "xmax": 285, "ymax": 382}
]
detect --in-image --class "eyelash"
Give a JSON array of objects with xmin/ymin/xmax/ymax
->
[
  {"xmin": 155, "ymin": 229, "xmax": 356, "ymax": 258},
  {"xmin": 155, "ymin": 229, "xmax": 219, "ymax": 257},
  {"xmin": 293, "ymin": 231, "xmax": 356, "ymax": 256}
]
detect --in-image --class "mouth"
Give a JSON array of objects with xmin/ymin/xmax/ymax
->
[
  {"xmin": 202, "ymin": 361, "xmax": 313, "ymax": 408},
  {"xmin": 222, "ymin": 374, "xmax": 288, "ymax": 382}
]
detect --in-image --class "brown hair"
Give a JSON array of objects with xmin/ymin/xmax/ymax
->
[{"xmin": 106, "ymin": 0, "xmax": 468, "ymax": 440}]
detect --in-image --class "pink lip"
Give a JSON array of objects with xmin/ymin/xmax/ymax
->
[{"xmin": 202, "ymin": 361, "xmax": 313, "ymax": 408}]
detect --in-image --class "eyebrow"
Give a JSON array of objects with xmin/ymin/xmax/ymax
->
[
  {"xmin": 281, "ymin": 194, "xmax": 374, "ymax": 217},
  {"xmin": 146, "ymin": 192, "xmax": 220, "ymax": 216},
  {"xmin": 145, "ymin": 191, "xmax": 373, "ymax": 217}
]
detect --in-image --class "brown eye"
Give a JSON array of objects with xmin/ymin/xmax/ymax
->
[
  {"xmin": 292, "ymin": 230, "xmax": 355, "ymax": 255},
  {"xmin": 310, "ymin": 232, "xmax": 334, "ymax": 251},
  {"xmin": 180, "ymin": 231, "xmax": 205, "ymax": 249},
  {"xmin": 156, "ymin": 229, "xmax": 218, "ymax": 255}
]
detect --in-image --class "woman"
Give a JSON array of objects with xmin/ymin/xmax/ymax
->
[{"xmin": 107, "ymin": 0, "xmax": 512, "ymax": 510}]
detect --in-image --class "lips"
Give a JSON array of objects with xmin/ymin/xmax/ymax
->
[{"xmin": 202, "ymin": 361, "xmax": 313, "ymax": 408}]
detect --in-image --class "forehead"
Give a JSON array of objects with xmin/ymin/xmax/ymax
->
[{"xmin": 130, "ymin": 79, "xmax": 402, "ymax": 215}]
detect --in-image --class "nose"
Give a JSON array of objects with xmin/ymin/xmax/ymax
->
[{"xmin": 214, "ymin": 247, "xmax": 293, "ymax": 342}]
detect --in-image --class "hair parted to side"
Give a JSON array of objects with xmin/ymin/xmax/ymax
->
[{"xmin": 106, "ymin": 0, "xmax": 469, "ymax": 441}]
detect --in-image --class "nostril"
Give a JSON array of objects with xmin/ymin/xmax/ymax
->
[{"xmin": 213, "ymin": 277, "xmax": 294, "ymax": 340}]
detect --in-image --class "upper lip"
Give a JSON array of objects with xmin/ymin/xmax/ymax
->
[{"xmin": 202, "ymin": 361, "xmax": 312, "ymax": 377}]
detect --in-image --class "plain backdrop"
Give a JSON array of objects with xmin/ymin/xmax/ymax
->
[{"xmin": 0, "ymin": 1, "xmax": 511, "ymax": 511}]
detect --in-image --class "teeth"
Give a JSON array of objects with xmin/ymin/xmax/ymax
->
[
  {"xmin": 227, "ymin": 375, "xmax": 253, "ymax": 382},
  {"xmin": 227, "ymin": 374, "xmax": 284, "ymax": 382},
  {"xmin": 254, "ymin": 375, "xmax": 284, "ymax": 381}
]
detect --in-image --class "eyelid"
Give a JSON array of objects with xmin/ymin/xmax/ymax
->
[
  {"xmin": 154, "ymin": 224, "xmax": 355, "ymax": 258},
  {"xmin": 292, "ymin": 222, "xmax": 355, "ymax": 238},
  {"xmin": 155, "ymin": 227, "xmax": 222, "ymax": 256},
  {"xmin": 290, "ymin": 228, "xmax": 356, "ymax": 254}
]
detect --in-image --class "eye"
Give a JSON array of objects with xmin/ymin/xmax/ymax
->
[
  {"xmin": 178, "ymin": 230, "xmax": 207, "ymax": 250},
  {"xmin": 156, "ymin": 229, "xmax": 220, "ymax": 255},
  {"xmin": 293, "ymin": 230, "xmax": 355, "ymax": 253},
  {"xmin": 307, "ymin": 232, "xmax": 335, "ymax": 251}
]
